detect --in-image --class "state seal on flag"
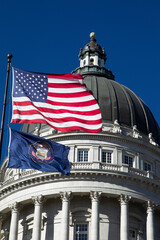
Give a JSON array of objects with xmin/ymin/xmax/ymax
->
[{"xmin": 29, "ymin": 141, "xmax": 54, "ymax": 164}]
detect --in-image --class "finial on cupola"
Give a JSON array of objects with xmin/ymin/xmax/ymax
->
[
  {"xmin": 90, "ymin": 32, "xmax": 96, "ymax": 40},
  {"xmin": 72, "ymin": 32, "xmax": 114, "ymax": 80}
]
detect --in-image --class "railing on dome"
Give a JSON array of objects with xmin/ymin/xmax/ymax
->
[
  {"xmin": 71, "ymin": 162, "xmax": 149, "ymax": 178},
  {"xmin": 2, "ymin": 162, "xmax": 156, "ymax": 185}
]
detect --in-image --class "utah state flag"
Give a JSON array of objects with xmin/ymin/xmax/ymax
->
[{"xmin": 8, "ymin": 128, "xmax": 70, "ymax": 175}]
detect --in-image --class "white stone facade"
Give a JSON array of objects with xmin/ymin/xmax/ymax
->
[{"xmin": 0, "ymin": 130, "xmax": 160, "ymax": 240}]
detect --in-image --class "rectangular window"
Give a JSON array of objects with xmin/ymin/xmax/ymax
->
[
  {"xmin": 124, "ymin": 155, "xmax": 133, "ymax": 167},
  {"xmin": 129, "ymin": 229, "xmax": 137, "ymax": 240},
  {"xmin": 27, "ymin": 229, "xmax": 32, "ymax": 240},
  {"xmin": 144, "ymin": 162, "xmax": 152, "ymax": 171},
  {"xmin": 102, "ymin": 151, "xmax": 112, "ymax": 163},
  {"xmin": 75, "ymin": 224, "xmax": 88, "ymax": 240},
  {"xmin": 78, "ymin": 150, "xmax": 88, "ymax": 162}
]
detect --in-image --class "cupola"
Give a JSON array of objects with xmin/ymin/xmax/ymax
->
[
  {"xmin": 79, "ymin": 32, "xmax": 106, "ymax": 68},
  {"xmin": 72, "ymin": 33, "xmax": 114, "ymax": 79}
]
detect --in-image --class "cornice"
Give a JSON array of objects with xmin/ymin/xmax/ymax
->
[
  {"xmin": 47, "ymin": 132, "xmax": 160, "ymax": 156},
  {"xmin": 0, "ymin": 170, "xmax": 160, "ymax": 202}
]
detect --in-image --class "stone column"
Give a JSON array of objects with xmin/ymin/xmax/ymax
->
[
  {"xmin": 32, "ymin": 195, "xmax": 44, "ymax": 240},
  {"xmin": 120, "ymin": 194, "xmax": 131, "ymax": 240},
  {"xmin": 9, "ymin": 202, "xmax": 20, "ymax": 240},
  {"xmin": 146, "ymin": 201, "xmax": 155, "ymax": 240},
  {"xmin": 60, "ymin": 191, "xmax": 71, "ymax": 240},
  {"xmin": 86, "ymin": 53, "xmax": 90, "ymax": 65},
  {"xmin": 90, "ymin": 191, "xmax": 101, "ymax": 240},
  {"xmin": 94, "ymin": 54, "xmax": 98, "ymax": 66}
]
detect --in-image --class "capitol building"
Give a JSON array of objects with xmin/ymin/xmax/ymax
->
[{"xmin": 0, "ymin": 33, "xmax": 160, "ymax": 240}]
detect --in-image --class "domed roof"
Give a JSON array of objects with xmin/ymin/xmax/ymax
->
[
  {"xmin": 83, "ymin": 32, "xmax": 103, "ymax": 53},
  {"xmin": 82, "ymin": 74, "xmax": 160, "ymax": 145},
  {"xmin": 72, "ymin": 33, "xmax": 160, "ymax": 145},
  {"xmin": 22, "ymin": 71, "xmax": 160, "ymax": 146},
  {"xmin": 22, "ymin": 33, "xmax": 160, "ymax": 146},
  {"xmin": 78, "ymin": 32, "xmax": 107, "ymax": 64}
]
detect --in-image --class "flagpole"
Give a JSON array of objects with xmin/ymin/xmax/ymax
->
[{"xmin": 0, "ymin": 54, "xmax": 13, "ymax": 162}]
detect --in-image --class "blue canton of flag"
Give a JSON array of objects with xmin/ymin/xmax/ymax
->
[
  {"xmin": 13, "ymin": 69, "xmax": 48, "ymax": 102},
  {"xmin": 8, "ymin": 128, "xmax": 70, "ymax": 174}
]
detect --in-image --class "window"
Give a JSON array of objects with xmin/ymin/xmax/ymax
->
[
  {"xmin": 102, "ymin": 151, "xmax": 112, "ymax": 163},
  {"xmin": 75, "ymin": 224, "xmax": 88, "ymax": 240},
  {"xmin": 124, "ymin": 155, "xmax": 133, "ymax": 167},
  {"xmin": 27, "ymin": 229, "xmax": 32, "ymax": 240},
  {"xmin": 83, "ymin": 60, "xmax": 86, "ymax": 66},
  {"xmin": 90, "ymin": 58, "xmax": 94, "ymax": 65},
  {"xmin": 144, "ymin": 162, "xmax": 152, "ymax": 171},
  {"xmin": 129, "ymin": 229, "xmax": 137, "ymax": 240},
  {"xmin": 78, "ymin": 150, "xmax": 88, "ymax": 162},
  {"xmin": 24, "ymin": 215, "xmax": 34, "ymax": 240}
]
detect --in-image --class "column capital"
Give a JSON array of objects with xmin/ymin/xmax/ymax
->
[
  {"xmin": 32, "ymin": 195, "xmax": 45, "ymax": 205},
  {"xmin": 9, "ymin": 202, "xmax": 22, "ymax": 213},
  {"xmin": 147, "ymin": 201, "xmax": 155, "ymax": 213},
  {"xmin": 119, "ymin": 194, "xmax": 131, "ymax": 204},
  {"xmin": 60, "ymin": 191, "xmax": 71, "ymax": 202},
  {"xmin": 90, "ymin": 191, "xmax": 101, "ymax": 201}
]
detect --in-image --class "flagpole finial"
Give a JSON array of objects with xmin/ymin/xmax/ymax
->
[{"xmin": 7, "ymin": 54, "xmax": 13, "ymax": 63}]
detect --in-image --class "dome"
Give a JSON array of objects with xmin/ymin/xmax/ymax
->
[
  {"xmin": 72, "ymin": 33, "xmax": 160, "ymax": 146},
  {"xmin": 82, "ymin": 74, "xmax": 160, "ymax": 145},
  {"xmin": 21, "ymin": 71, "xmax": 160, "ymax": 146},
  {"xmin": 22, "ymin": 33, "xmax": 160, "ymax": 146},
  {"xmin": 83, "ymin": 34, "xmax": 104, "ymax": 54}
]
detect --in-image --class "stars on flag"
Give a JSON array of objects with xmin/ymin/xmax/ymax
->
[{"xmin": 14, "ymin": 69, "xmax": 48, "ymax": 102}]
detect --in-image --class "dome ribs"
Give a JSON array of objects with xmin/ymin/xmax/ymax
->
[
  {"xmin": 124, "ymin": 87, "xmax": 148, "ymax": 134},
  {"xmin": 117, "ymin": 83, "xmax": 135, "ymax": 127},
  {"xmin": 142, "ymin": 102, "xmax": 160, "ymax": 145},
  {"xmin": 107, "ymin": 80, "xmax": 119, "ymax": 122},
  {"xmin": 83, "ymin": 75, "xmax": 160, "ymax": 144},
  {"xmin": 91, "ymin": 76, "xmax": 99, "ymax": 101},
  {"xmin": 111, "ymin": 82, "xmax": 131, "ymax": 126},
  {"xmin": 99, "ymin": 78, "xmax": 113, "ymax": 122}
]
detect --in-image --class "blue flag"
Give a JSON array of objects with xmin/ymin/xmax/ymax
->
[{"xmin": 8, "ymin": 128, "xmax": 70, "ymax": 174}]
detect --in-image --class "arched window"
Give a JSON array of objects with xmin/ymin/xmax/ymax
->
[
  {"xmin": 90, "ymin": 58, "xmax": 94, "ymax": 65},
  {"xmin": 70, "ymin": 208, "xmax": 91, "ymax": 240}
]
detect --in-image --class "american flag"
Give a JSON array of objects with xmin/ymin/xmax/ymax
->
[{"xmin": 11, "ymin": 68, "xmax": 102, "ymax": 133}]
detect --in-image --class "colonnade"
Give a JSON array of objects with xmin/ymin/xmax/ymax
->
[{"xmin": 0, "ymin": 193, "xmax": 155, "ymax": 240}]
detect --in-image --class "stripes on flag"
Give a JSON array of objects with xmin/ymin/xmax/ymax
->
[{"xmin": 11, "ymin": 68, "xmax": 102, "ymax": 133}]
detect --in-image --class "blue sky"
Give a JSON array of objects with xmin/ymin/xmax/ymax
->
[{"xmin": 0, "ymin": 0, "xmax": 160, "ymax": 160}]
